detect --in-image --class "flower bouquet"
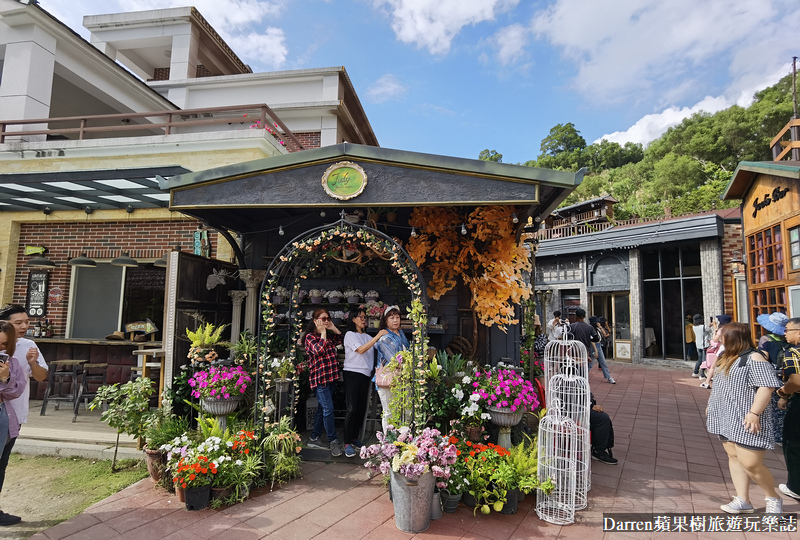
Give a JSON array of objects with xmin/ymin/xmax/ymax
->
[
  {"xmin": 189, "ymin": 365, "xmax": 252, "ymax": 401},
  {"xmin": 360, "ymin": 425, "xmax": 457, "ymax": 487},
  {"xmin": 324, "ymin": 289, "xmax": 343, "ymax": 303},
  {"xmin": 365, "ymin": 289, "xmax": 380, "ymax": 302},
  {"xmin": 272, "ymin": 286, "xmax": 289, "ymax": 304}
]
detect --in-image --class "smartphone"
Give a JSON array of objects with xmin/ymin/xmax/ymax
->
[{"xmin": 0, "ymin": 352, "xmax": 8, "ymax": 364}]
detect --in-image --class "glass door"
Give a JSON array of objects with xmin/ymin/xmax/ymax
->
[{"xmin": 612, "ymin": 293, "xmax": 631, "ymax": 360}]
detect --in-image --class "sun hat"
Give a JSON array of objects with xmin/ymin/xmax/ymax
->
[
  {"xmin": 756, "ymin": 312, "xmax": 789, "ymax": 336},
  {"xmin": 383, "ymin": 304, "xmax": 400, "ymax": 317},
  {"xmin": 716, "ymin": 314, "xmax": 732, "ymax": 326},
  {"xmin": 104, "ymin": 330, "xmax": 125, "ymax": 340}
]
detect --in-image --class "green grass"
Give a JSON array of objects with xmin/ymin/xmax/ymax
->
[{"xmin": 6, "ymin": 454, "xmax": 148, "ymax": 535}]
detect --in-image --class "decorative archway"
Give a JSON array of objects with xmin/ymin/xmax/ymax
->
[{"xmin": 254, "ymin": 214, "xmax": 429, "ymax": 432}]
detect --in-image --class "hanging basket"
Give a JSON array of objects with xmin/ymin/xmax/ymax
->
[{"xmin": 201, "ymin": 396, "xmax": 242, "ymax": 416}]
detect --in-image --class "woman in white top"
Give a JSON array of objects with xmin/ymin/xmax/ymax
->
[{"xmin": 342, "ymin": 309, "xmax": 386, "ymax": 458}]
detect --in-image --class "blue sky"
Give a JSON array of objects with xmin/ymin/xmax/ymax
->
[{"xmin": 41, "ymin": 0, "xmax": 800, "ymax": 165}]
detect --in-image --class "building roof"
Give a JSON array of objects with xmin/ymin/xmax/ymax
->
[
  {"xmin": 535, "ymin": 211, "xmax": 728, "ymax": 258},
  {"xmin": 724, "ymin": 161, "xmax": 800, "ymax": 200},
  {"xmin": 0, "ymin": 166, "xmax": 189, "ymax": 211},
  {"xmin": 553, "ymin": 195, "xmax": 618, "ymax": 215},
  {"xmin": 160, "ymin": 143, "xmax": 584, "ymax": 233}
]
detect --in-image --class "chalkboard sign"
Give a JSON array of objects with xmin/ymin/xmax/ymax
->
[{"xmin": 26, "ymin": 270, "xmax": 49, "ymax": 318}]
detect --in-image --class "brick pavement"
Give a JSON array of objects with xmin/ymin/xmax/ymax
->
[{"xmin": 26, "ymin": 363, "xmax": 799, "ymax": 540}]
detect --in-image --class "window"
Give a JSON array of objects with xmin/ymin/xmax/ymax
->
[
  {"xmin": 790, "ymin": 226, "xmax": 800, "ymax": 271},
  {"xmin": 748, "ymin": 225, "xmax": 784, "ymax": 284},
  {"xmin": 68, "ymin": 263, "xmax": 165, "ymax": 339},
  {"xmin": 536, "ymin": 258, "xmax": 582, "ymax": 283}
]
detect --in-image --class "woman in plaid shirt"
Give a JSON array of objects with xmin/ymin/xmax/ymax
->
[{"xmin": 304, "ymin": 308, "xmax": 344, "ymax": 457}]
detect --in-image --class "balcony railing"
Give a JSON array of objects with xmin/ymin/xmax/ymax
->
[
  {"xmin": 550, "ymin": 208, "xmax": 607, "ymax": 228},
  {"xmin": 0, "ymin": 103, "xmax": 305, "ymax": 150},
  {"xmin": 536, "ymin": 215, "xmax": 685, "ymax": 240},
  {"xmin": 770, "ymin": 118, "xmax": 800, "ymax": 161}
]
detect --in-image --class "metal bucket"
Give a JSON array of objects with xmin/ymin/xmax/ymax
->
[{"xmin": 390, "ymin": 469, "xmax": 434, "ymax": 533}]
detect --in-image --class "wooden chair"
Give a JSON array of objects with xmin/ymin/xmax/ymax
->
[
  {"xmin": 40, "ymin": 359, "xmax": 87, "ymax": 416},
  {"xmin": 72, "ymin": 363, "xmax": 108, "ymax": 422}
]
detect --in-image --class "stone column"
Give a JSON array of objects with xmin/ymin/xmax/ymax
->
[
  {"xmin": 169, "ymin": 24, "xmax": 200, "ymax": 80},
  {"xmin": 239, "ymin": 270, "xmax": 266, "ymax": 333},
  {"xmin": 228, "ymin": 290, "xmax": 248, "ymax": 356},
  {"xmin": 629, "ymin": 249, "xmax": 643, "ymax": 364}
]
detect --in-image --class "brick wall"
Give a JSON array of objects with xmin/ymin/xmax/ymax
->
[
  {"xmin": 149, "ymin": 67, "xmax": 170, "ymax": 81},
  {"xmin": 14, "ymin": 220, "xmax": 217, "ymax": 336},
  {"xmin": 720, "ymin": 222, "xmax": 744, "ymax": 317},
  {"xmin": 285, "ymin": 132, "xmax": 321, "ymax": 152}
]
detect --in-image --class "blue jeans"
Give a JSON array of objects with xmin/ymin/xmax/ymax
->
[
  {"xmin": 596, "ymin": 346, "xmax": 612, "ymax": 380},
  {"xmin": 312, "ymin": 382, "xmax": 338, "ymax": 442},
  {"xmin": 0, "ymin": 404, "xmax": 8, "ymax": 454},
  {"xmin": 693, "ymin": 348, "xmax": 706, "ymax": 375}
]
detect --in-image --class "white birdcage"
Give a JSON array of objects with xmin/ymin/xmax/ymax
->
[
  {"xmin": 547, "ymin": 372, "xmax": 591, "ymax": 509},
  {"xmin": 543, "ymin": 339, "xmax": 588, "ymax": 397},
  {"xmin": 536, "ymin": 402, "xmax": 578, "ymax": 525}
]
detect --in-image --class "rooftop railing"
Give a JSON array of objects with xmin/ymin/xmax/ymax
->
[
  {"xmin": 0, "ymin": 103, "xmax": 305, "ymax": 150},
  {"xmin": 770, "ymin": 117, "xmax": 800, "ymax": 161}
]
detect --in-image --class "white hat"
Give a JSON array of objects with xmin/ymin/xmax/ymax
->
[{"xmin": 383, "ymin": 305, "xmax": 400, "ymax": 317}]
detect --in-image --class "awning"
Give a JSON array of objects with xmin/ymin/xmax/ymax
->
[{"xmin": 0, "ymin": 166, "xmax": 190, "ymax": 212}]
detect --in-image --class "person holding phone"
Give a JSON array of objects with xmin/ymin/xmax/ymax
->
[{"xmin": 0, "ymin": 321, "xmax": 27, "ymax": 526}]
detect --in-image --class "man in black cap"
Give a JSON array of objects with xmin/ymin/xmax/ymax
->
[{"xmin": 571, "ymin": 308, "xmax": 598, "ymax": 367}]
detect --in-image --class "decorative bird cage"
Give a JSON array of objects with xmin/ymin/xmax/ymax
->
[
  {"xmin": 536, "ymin": 402, "xmax": 578, "ymax": 525},
  {"xmin": 543, "ymin": 339, "xmax": 588, "ymax": 396},
  {"xmin": 547, "ymin": 372, "xmax": 591, "ymax": 509}
]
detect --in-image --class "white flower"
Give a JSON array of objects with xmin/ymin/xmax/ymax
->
[
  {"xmin": 481, "ymin": 413, "xmax": 492, "ymax": 420},
  {"xmin": 235, "ymin": 460, "xmax": 243, "ymax": 466},
  {"xmin": 226, "ymin": 441, "xmax": 234, "ymax": 447},
  {"xmin": 462, "ymin": 376, "xmax": 471, "ymax": 384},
  {"xmin": 469, "ymin": 393, "xmax": 480, "ymax": 402},
  {"xmin": 451, "ymin": 387, "xmax": 464, "ymax": 400}
]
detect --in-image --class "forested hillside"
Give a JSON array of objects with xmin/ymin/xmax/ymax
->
[{"xmin": 481, "ymin": 74, "xmax": 795, "ymax": 219}]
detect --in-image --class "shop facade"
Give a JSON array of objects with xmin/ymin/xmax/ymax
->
[{"xmin": 723, "ymin": 161, "xmax": 800, "ymax": 329}]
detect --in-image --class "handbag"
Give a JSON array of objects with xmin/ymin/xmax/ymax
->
[{"xmin": 375, "ymin": 365, "xmax": 395, "ymax": 388}]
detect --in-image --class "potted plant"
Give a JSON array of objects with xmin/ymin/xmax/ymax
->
[
  {"xmin": 365, "ymin": 300, "xmax": 384, "ymax": 327},
  {"xmin": 384, "ymin": 207, "xmax": 398, "ymax": 222},
  {"xmin": 360, "ymin": 425, "xmax": 457, "ymax": 533},
  {"xmin": 210, "ymin": 429, "xmax": 261, "ymax": 503},
  {"xmin": 272, "ymin": 286, "xmax": 289, "ymax": 305},
  {"xmin": 231, "ymin": 330, "xmax": 258, "ymax": 370},
  {"xmin": 460, "ymin": 392, "xmax": 491, "ymax": 443},
  {"xmin": 89, "ymin": 377, "xmax": 155, "ymax": 471},
  {"xmin": 143, "ymin": 407, "xmax": 190, "ymax": 484},
  {"xmin": 172, "ymin": 440, "xmax": 220, "ymax": 510},
  {"xmin": 262, "ymin": 416, "xmax": 303, "ymax": 489},
  {"xmin": 268, "ymin": 356, "xmax": 295, "ymax": 392},
  {"xmin": 189, "ymin": 365, "xmax": 252, "ymax": 424},
  {"xmin": 343, "ymin": 287, "xmax": 363, "ymax": 304},
  {"xmin": 325, "ymin": 289, "xmax": 343, "ymax": 304},
  {"xmin": 439, "ymin": 435, "xmax": 468, "ymax": 512},
  {"xmin": 364, "ymin": 289, "xmax": 380, "ymax": 302},
  {"xmin": 461, "ymin": 440, "xmax": 509, "ymax": 515},
  {"xmin": 308, "ymin": 288, "xmax": 325, "ymax": 304},
  {"xmin": 471, "ymin": 367, "xmax": 540, "ymax": 449},
  {"xmin": 186, "ymin": 322, "xmax": 230, "ymax": 366}
]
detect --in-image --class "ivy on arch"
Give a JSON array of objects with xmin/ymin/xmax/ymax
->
[{"xmin": 255, "ymin": 216, "xmax": 430, "ymax": 433}]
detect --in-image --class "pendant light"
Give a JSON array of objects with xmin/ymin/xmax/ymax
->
[
  {"xmin": 27, "ymin": 253, "xmax": 56, "ymax": 268},
  {"xmin": 69, "ymin": 253, "xmax": 97, "ymax": 268},
  {"xmin": 70, "ymin": 207, "xmax": 98, "ymax": 267},
  {"xmin": 111, "ymin": 251, "xmax": 138, "ymax": 267}
]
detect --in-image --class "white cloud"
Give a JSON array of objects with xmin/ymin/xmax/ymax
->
[
  {"xmin": 373, "ymin": 0, "xmax": 519, "ymax": 55},
  {"xmin": 366, "ymin": 74, "xmax": 408, "ymax": 104},
  {"xmin": 489, "ymin": 23, "xmax": 529, "ymax": 66},
  {"xmin": 226, "ymin": 28, "xmax": 288, "ymax": 70},
  {"xmin": 531, "ymin": 0, "xmax": 798, "ymax": 106},
  {"xmin": 598, "ymin": 62, "xmax": 793, "ymax": 146},
  {"xmin": 598, "ymin": 96, "xmax": 732, "ymax": 146}
]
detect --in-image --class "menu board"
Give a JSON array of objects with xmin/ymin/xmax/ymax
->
[{"xmin": 26, "ymin": 270, "xmax": 49, "ymax": 318}]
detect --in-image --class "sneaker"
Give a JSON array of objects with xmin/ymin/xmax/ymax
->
[
  {"xmin": 699, "ymin": 375, "xmax": 707, "ymax": 381},
  {"xmin": 779, "ymin": 484, "xmax": 800, "ymax": 500},
  {"xmin": 607, "ymin": 378, "xmax": 616, "ymax": 384},
  {"xmin": 765, "ymin": 497, "xmax": 783, "ymax": 514},
  {"xmin": 344, "ymin": 444, "xmax": 356, "ymax": 458},
  {"xmin": 700, "ymin": 382, "xmax": 710, "ymax": 388},
  {"xmin": 720, "ymin": 496, "xmax": 754, "ymax": 514},
  {"xmin": 591, "ymin": 449, "xmax": 618, "ymax": 464},
  {"xmin": 0, "ymin": 511, "xmax": 21, "ymax": 526},
  {"xmin": 351, "ymin": 439, "xmax": 364, "ymax": 449},
  {"xmin": 307, "ymin": 436, "xmax": 328, "ymax": 450},
  {"xmin": 691, "ymin": 372, "xmax": 700, "ymax": 378},
  {"xmin": 330, "ymin": 439, "xmax": 343, "ymax": 457}
]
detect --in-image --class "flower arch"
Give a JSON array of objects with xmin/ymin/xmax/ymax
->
[{"xmin": 255, "ymin": 215, "xmax": 429, "ymax": 432}]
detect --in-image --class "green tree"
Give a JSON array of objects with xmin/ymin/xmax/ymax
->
[
  {"xmin": 478, "ymin": 149, "xmax": 503, "ymax": 162},
  {"xmin": 539, "ymin": 122, "xmax": 587, "ymax": 156}
]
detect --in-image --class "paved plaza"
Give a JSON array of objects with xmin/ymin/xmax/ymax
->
[{"xmin": 18, "ymin": 362, "xmax": 800, "ymax": 539}]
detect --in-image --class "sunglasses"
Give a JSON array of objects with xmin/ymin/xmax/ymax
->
[{"xmin": 316, "ymin": 316, "xmax": 331, "ymax": 322}]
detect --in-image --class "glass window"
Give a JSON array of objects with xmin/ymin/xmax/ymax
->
[
  {"xmin": 747, "ymin": 225, "xmax": 784, "ymax": 284},
  {"xmin": 789, "ymin": 226, "xmax": 800, "ymax": 270},
  {"xmin": 69, "ymin": 263, "xmax": 165, "ymax": 339}
]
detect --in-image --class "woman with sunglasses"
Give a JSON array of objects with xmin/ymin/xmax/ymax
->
[
  {"xmin": 303, "ymin": 308, "xmax": 344, "ymax": 457},
  {"xmin": 342, "ymin": 309, "xmax": 387, "ymax": 458},
  {"xmin": 374, "ymin": 305, "xmax": 409, "ymax": 432},
  {"xmin": 0, "ymin": 321, "xmax": 26, "ymax": 526}
]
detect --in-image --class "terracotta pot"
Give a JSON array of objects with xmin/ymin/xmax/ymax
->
[
  {"xmin": 143, "ymin": 447, "xmax": 166, "ymax": 483},
  {"xmin": 175, "ymin": 484, "xmax": 186, "ymax": 502},
  {"xmin": 466, "ymin": 425, "xmax": 482, "ymax": 443},
  {"xmin": 385, "ymin": 212, "xmax": 397, "ymax": 222}
]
